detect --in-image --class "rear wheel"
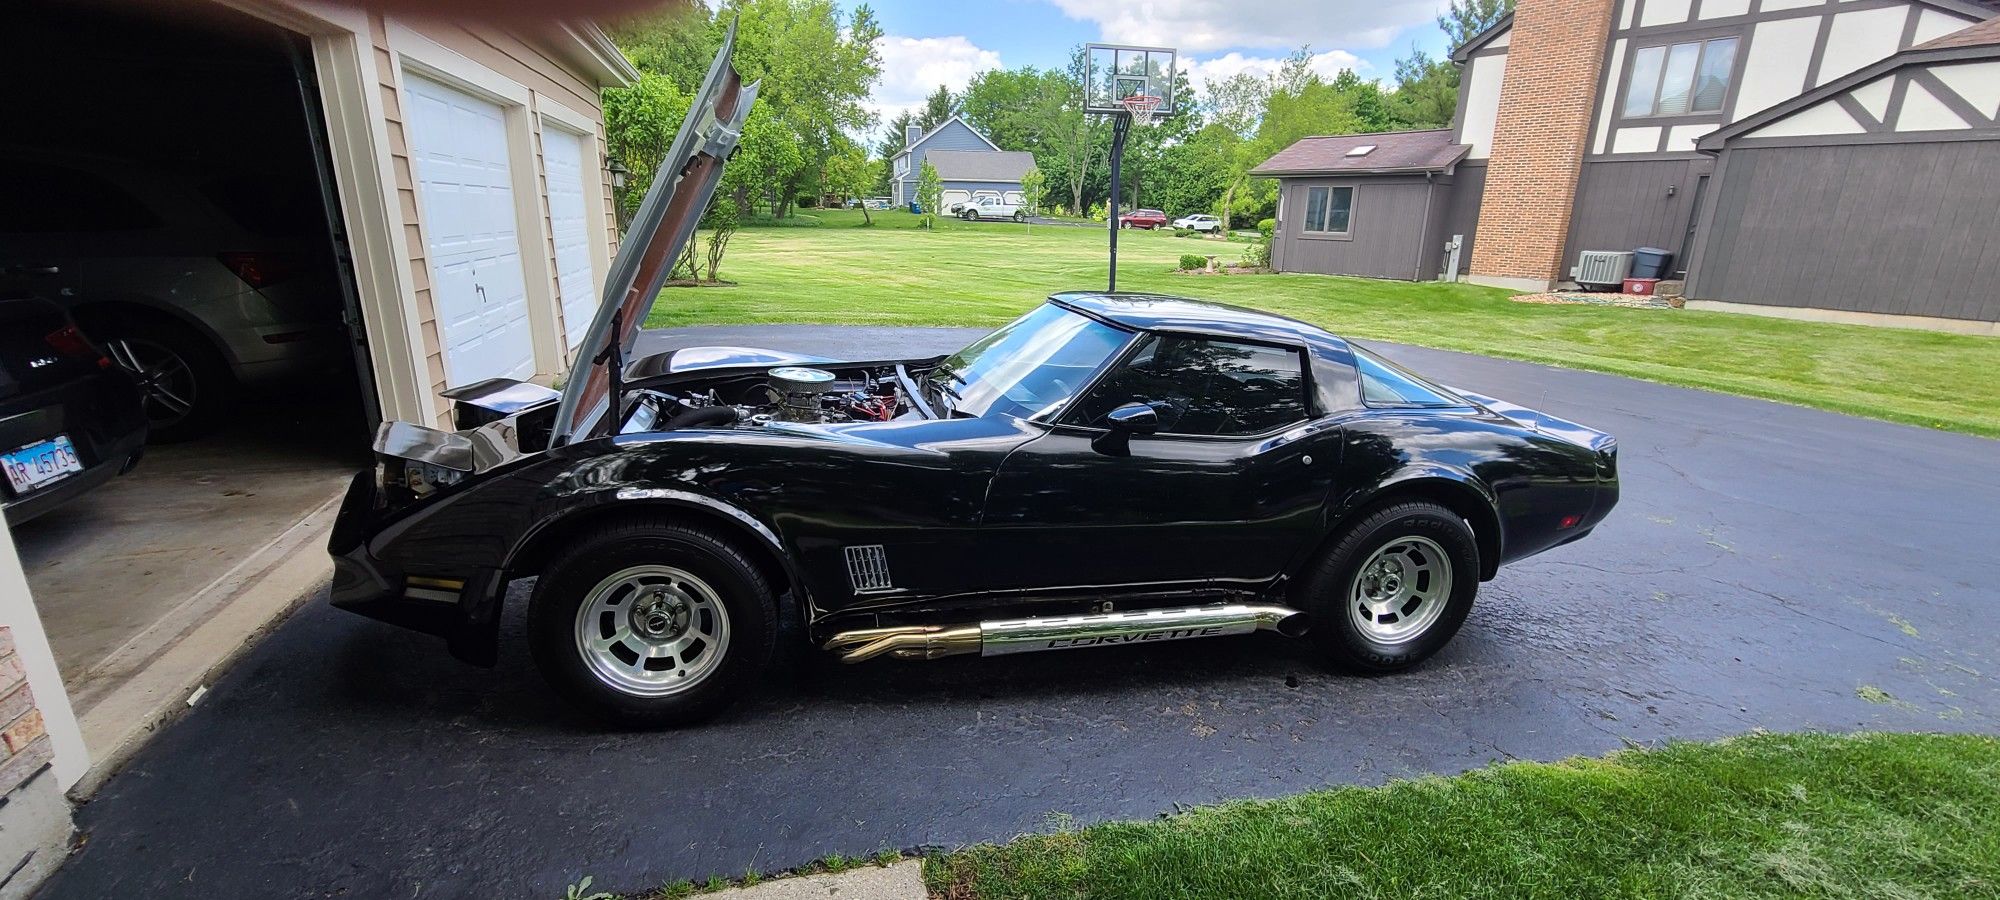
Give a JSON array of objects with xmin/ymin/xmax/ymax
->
[
  {"xmin": 85, "ymin": 313, "xmax": 232, "ymax": 442},
  {"xmin": 1013, "ymin": 211, "xmax": 1026, "ymax": 223},
  {"xmin": 1297, "ymin": 501, "xmax": 1479, "ymax": 673},
  {"xmin": 529, "ymin": 517, "xmax": 776, "ymax": 727}
]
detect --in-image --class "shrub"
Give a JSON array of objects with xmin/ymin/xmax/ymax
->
[
  {"xmin": 1173, "ymin": 228, "xmax": 1201, "ymax": 238},
  {"xmin": 1178, "ymin": 253, "xmax": 1208, "ymax": 271},
  {"xmin": 1242, "ymin": 219, "xmax": 1275, "ymax": 268}
]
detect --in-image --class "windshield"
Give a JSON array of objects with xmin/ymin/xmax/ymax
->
[{"xmin": 928, "ymin": 304, "xmax": 1130, "ymax": 420}]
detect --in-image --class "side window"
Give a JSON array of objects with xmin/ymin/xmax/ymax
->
[
  {"xmin": 1075, "ymin": 334, "xmax": 1309, "ymax": 436},
  {"xmin": 1355, "ymin": 348, "xmax": 1463, "ymax": 408}
]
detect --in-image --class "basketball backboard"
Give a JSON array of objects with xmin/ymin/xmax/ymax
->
[{"xmin": 1083, "ymin": 43, "xmax": 1177, "ymax": 119}]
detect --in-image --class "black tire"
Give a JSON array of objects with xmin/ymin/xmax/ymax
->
[
  {"xmin": 1013, "ymin": 212, "xmax": 1026, "ymax": 223},
  {"xmin": 966, "ymin": 209, "xmax": 980, "ymax": 220},
  {"xmin": 1297, "ymin": 501, "xmax": 1479, "ymax": 673},
  {"xmin": 528, "ymin": 517, "xmax": 777, "ymax": 727},
  {"xmin": 82, "ymin": 311, "xmax": 233, "ymax": 443}
]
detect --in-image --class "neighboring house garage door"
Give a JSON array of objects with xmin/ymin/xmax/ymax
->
[
  {"xmin": 404, "ymin": 74, "xmax": 535, "ymax": 384},
  {"xmin": 541, "ymin": 126, "xmax": 597, "ymax": 349}
]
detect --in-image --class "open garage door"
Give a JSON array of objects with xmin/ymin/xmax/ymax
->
[{"xmin": 403, "ymin": 75, "xmax": 536, "ymax": 384}]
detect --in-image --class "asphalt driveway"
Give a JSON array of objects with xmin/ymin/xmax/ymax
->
[{"xmin": 39, "ymin": 326, "xmax": 2000, "ymax": 899}]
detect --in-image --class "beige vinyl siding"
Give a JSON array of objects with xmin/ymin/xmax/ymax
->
[{"xmin": 373, "ymin": 15, "xmax": 619, "ymax": 423}]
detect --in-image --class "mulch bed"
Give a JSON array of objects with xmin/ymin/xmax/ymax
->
[{"xmin": 1513, "ymin": 290, "xmax": 1676, "ymax": 309}]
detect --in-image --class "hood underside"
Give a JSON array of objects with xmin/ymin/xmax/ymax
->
[{"xmin": 549, "ymin": 22, "xmax": 761, "ymax": 448}]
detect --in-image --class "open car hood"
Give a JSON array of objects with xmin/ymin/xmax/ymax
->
[{"xmin": 549, "ymin": 23, "xmax": 760, "ymax": 447}]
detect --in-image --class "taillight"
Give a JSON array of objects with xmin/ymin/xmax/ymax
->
[
  {"xmin": 217, "ymin": 252, "xmax": 297, "ymax": 289},
  {"xmin": 44, "ymin": 325, "xmax": 110, "ymax": 368}
]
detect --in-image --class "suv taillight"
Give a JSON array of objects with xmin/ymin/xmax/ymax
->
[{"xmin": 217, "ymin": 252, "xmax": 298, "ymax": 289}]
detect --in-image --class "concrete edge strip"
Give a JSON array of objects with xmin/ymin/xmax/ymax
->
[
  {"xmin": 698, "ymin": 860, "xmax": 927, "ymax": 900},
  {"xmin": 64, "ymin": 490, "xmax": 344, "ymax": 711},
  {"xmin": 67, "ymin": 489, "xmax": 345, "ymax": 799}
]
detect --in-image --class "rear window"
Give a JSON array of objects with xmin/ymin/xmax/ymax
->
[{"xmin": 1354, "ymin": 347, "xmax": 1465, "ymax": 408}]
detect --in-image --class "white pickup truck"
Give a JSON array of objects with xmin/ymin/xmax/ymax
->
[{"xmin": 957, "ymin": 196, "xmax": 1027, "ymax": 222}]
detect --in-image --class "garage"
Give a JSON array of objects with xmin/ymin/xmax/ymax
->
[
  {"xmin": 0, "ymin": 0, "xmax": 632, "ymax": 890},
  {"xmin": 1685, "ymin": 18, "xmax": 2000, "ymax": 332}
]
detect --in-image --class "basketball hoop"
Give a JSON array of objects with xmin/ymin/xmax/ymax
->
[{"xmin": 1118, "ymin": 93, "xmax": 1163, "ymax": 126}]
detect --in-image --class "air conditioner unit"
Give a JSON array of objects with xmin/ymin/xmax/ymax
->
[{"xmin": 1572, "ymin": 251, "xmax": 1633, "ymax": 289}]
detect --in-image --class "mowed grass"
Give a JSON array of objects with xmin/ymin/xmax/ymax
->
[
  {"xmin": 926, "ymin": 731, "xmax": 2000, "ymax": 900},
  {"xmin": 649, "ymin": 208, "xmax": 2000, "ymax": 437}
]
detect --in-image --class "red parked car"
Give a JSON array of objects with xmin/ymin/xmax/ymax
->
[{"xmin": 1117, "ymin": 209, "xmax": 1167, "ymax": 229}]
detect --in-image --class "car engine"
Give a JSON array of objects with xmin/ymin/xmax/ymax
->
[{"xmin": 626, "ymin": 365, "xmax": 916, "ymax": 433}]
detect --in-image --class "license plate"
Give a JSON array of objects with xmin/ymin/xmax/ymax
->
[{"xmin": 3, "ymin": 435, "xmax": 84, "ymax": 495}]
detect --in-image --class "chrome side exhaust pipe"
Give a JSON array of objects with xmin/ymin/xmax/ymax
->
[{"xmin": 822, "ymin": 604, "xmax": 1309, "ymax": 664}]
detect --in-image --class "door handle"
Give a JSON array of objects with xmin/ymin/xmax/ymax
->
[
  {"xmin": 475, "ymin": 283, "xmax": 487, "ymax": 303},
  {"xmin": 7, "ymin": 265, "xmax": 59, "ymax": 276}
]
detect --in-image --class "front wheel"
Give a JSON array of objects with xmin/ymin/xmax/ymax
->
[
  {"xmin": 528, "ymin": 518, "xmax": 777, "ymax": 727},
  {"xmin": 1297, "ymin": 501, "xmax": 1479, "ymax": 673},
  {"xmin": 965, "ymin": 209, "xmax": 980, "ymax": 220}
]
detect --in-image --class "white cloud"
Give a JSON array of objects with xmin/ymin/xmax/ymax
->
[
  {"xmin": 867, "ymin": 35, "xmax": 1003, "ymax": 125},
  {"xmin": 1045, "ymin": 0, "xmax": 1436, "ymax": 54},
  {"xmin": 1186, "ymin": 49, "xmax": 1369, "ymax": 96}
]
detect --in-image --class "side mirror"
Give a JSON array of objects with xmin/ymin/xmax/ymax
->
[
  {"xmin": 1092, "ymin": 402, "xmax": 1158, "ymax": 456},
  {"xmin": 1105, "ymin": 402, "xmax": 1159, "ymax": 435}
]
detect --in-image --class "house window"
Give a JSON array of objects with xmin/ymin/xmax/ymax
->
[
  {"xmin": 1623, "ymin": 37, "xmax": 1739, "ymax": 118},
  {"xmin": 1302, "ymin": 185, "xmax": 1353, "ymax": 235},
  {"xmin": 895, "ymin": 156, "xmax": 909, "ymax": 176}
]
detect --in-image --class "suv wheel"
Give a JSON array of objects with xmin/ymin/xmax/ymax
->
[
  {"xmin": 529, "ymin": 517, "xmax": 777, "ymax": 727},
  {"xmin": 1297, "ymin": 501, "xmax": 1479, "ymax": 673},
  {"xmin": 90, "ymin": 315, "xmax": 232, "ymax": 443}
]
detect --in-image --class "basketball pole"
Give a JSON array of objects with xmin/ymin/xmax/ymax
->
[{"xmin": 1107, "ymin": 109, "xmax": 1131, "ymax": 292}]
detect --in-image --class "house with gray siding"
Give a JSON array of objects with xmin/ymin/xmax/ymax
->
[
  {"xmin": 889, "ymin": 116, "xmax": 1034, "ymax": 210},
  {"xmin": 1257, "ymin": 0, "xmax": 1996, "ymax": 331}
]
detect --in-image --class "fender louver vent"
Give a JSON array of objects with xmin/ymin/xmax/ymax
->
[{"xmin": 845, "ymin": 545, "xmax": 895, "ymax": 592}]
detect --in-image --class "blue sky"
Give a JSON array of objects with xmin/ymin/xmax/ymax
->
[{"xmin": 849, "ymin": 0, "xmax": 1458, "ymax": 122}]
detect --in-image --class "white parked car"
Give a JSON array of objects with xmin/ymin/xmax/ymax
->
[
  {"xmin": 958, "ymin": 196, "xmax": 1027, "ymax": 222},
  {"xmin": 1172, "ymin": 214, "xmax": 1222, "ymax": 232}
]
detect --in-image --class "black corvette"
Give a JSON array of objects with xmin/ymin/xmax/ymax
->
[{"xmin": 328, "ymin": 33, "xmax": 1619, "ymax": 726}]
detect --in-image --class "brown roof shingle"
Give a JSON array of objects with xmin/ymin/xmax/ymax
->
[
  {"xmin": 1913, "ymin": 14, "xmax": 2000, "ymax": 51},
  {"xmin": 1250, "ymin": 129, "xmax": 1470, "ymax": 176}
]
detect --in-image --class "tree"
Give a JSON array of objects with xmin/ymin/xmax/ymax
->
[
  {"xmin": 823, "ymin": 143, "xmax": 880, "ymax": 225},
  {"xmin": 1051, "ymin": 45, "xmax": 1108, "ymax": 216},
  {"xmin": 700, "ymin": 194, "xmax": 743, "ymax": 281},
  {"xmin": 601, "ymin": 71, "xmax": 691, "ymax": 217},
  {"xmin": 1438, "ymin": 0, "xmax": 1515, "ymax": 52},
  {"xmin": 918, "ymin": 84, "xmax": 957, "ymax": 129},
  {"xmin": 1019, "ymin": 166, "xmax": 1045, "ymax": 234},
  {"xmin": 1387, "ymin": 48, "xmax": 1458, "ymax": 128},
  {"xmin": 915, "ymin": 160, "xmax": 942, "ymax": 229},
  {"xmin": 714, "ymin": 0, "xmax": 884, "ymax": 218}
]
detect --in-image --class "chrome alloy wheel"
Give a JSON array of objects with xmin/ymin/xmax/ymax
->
[
  {"xmin": 105, "ymin": 337, "xmax": 198, "ymax": 428},
  {"xmin": 1347, "ymin": 536, "xmax": 1453, "ymax": 644},
  {"xmin": 574, "ymin": 565, "xmax": 731, "ymax": 697}
]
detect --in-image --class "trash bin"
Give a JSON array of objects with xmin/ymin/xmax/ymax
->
[
  {"xmin": 1632, "ymin": 247, "xmax": 1673, "ymax": 279},
  {"xmin": 909, "ymin": 200, "xmax": 922, "ymax": 214}
]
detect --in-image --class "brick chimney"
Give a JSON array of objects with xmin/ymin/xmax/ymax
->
[{"xmin": 1469, "ymin": 0, "xmax": 1617, "ymax": 290}]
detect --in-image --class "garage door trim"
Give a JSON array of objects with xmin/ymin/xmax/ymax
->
[{"xmin": 535, "ymin": 95, "xmax": 611, "ymax": 358}]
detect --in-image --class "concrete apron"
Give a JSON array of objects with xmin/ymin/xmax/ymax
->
[{"xmin": 65, "ymin": 489, "xmax": 342, "ymax": 798}]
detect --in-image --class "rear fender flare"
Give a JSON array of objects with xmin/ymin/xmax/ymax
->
[{"xmin": 1301, "ymin": 466, "xmax": 1503, "ymax": 583}]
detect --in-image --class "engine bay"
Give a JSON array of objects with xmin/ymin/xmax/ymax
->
[{"xmin": 620, "ymin": 365, "xmax": 925, "ymax": 434}]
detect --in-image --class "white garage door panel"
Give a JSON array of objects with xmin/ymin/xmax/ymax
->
[
  {"xmin": 405, "ymin": 74, "xmax": 535, "ymax": 385},
  {"xmin": 543, "ymin": 127, "xmax": 598, "ymax": 349}
]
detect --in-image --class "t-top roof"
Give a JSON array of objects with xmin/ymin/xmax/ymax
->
[{"xmin": 1250, "ymin": 129, "xmax": 1469, "ymax": 177}]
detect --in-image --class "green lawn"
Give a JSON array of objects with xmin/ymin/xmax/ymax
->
[
  {"xmin": 649, "ymin": 208, "xmax": 2000, "ymax": 437},
  {"xmin": 926, "ymin": 731, "xmax": 2000, "ymax": 899}
]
